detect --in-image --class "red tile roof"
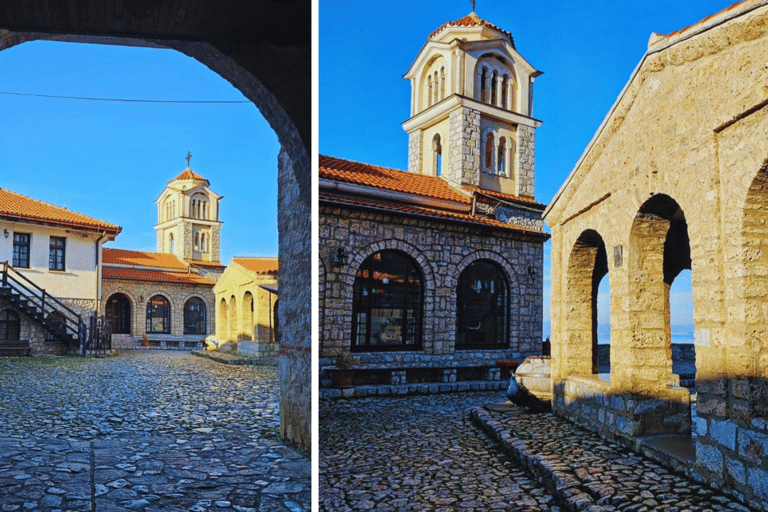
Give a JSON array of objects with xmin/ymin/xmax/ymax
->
[
  {"xmin": 429, "ymin": 13, "xmax": 514, "ymax": 46},
  {"xmin": 103, "ymin": 248, "xmax": 188, "ymax": 270},
  {"xmin": 185, "ymin": 259, "xmax": 226, "ymax": 269},
  {"xmin": 169, "ymin": 168, "xmax": 209, "ymax": 185},
  {"xmin": 233, "ymin": 257, "xmax": 278, "ymax": 274},
  {"xmin": 319, "ymin": 155, "xmax": 470, "ymax": 205},
  {"xmin": 320, "ymin": 192, "xmax": 546, "ymax": 236},
  {"xmin": 662, "ymin": 0, "xmax": 747, "ymax": 39},
  {"xmin": 0, "ymin": 188, "xmax": 121, "ymax": 235},
  {"xmin": 102, "ymin": 267, "xmax": 215, "ymax": 285},
  {"xmin": 463, "ymin": 185, "xmax": 546, "ymax": 209}
]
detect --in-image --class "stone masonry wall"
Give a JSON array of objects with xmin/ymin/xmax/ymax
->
[
  {"xmin": 448, "ymin": 106, "xmax": 481, "ymax": 187},
  {"xmin": 101, "ymin": 278, "xmax": 215, "ymax": 349},
  {"xmin": 277, "ymin": 147, "xmax": 311, "ymax": 454},
  {"xmin": 517, "ymin": 125, "xmax": 535, "ymax": 198},
  {"xmin": 319, "ymin": 204, "xmax": 545, "ymax": 373},
  {"xmin": 545, "ymin": 5, "xmax": 768, "ymax": 509},
  {"xmin": 407, "ymin": 129, "xmax": 422, "ymax": 175}
]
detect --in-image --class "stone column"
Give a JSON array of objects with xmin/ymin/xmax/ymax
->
[
  {"xmin": 277, "ymin": 146, "xmax": 310, "ymax": 455},
  {"xmin": 495, "ymin": 75, "xmax": 503, "ymax": 107}
]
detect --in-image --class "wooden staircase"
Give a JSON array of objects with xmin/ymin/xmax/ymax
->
[{"xmin": 0, "ymin": 261, "xmax": 87, "ymax": 351}]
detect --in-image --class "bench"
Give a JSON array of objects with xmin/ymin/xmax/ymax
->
[{"xmin": 0, "ymin": 340, "xmax": 31, "ymax": 356}]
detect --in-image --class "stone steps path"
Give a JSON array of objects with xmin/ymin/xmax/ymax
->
[{"xmin": 473, "ymin": 403, "xmax": 756, "ymax": 512}]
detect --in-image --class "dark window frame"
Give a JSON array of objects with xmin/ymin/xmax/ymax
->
[
  {"xmin": 0, "ymin": 310, "xmax": 20, "ymax": 340},
  {"xmin": 49, "ymin": 236, "xmax": 66, "ymax": 271},
  {"xmin": 146, "ymin": 295, "xmax": 171, "ymax": 334},
  {"xmin": 106, "ymin": 293, "xmax": 132, "ymax": 335},
  {"xmin": 12, "ymin": 233, "xmax": 30, "ymax": 268},
  {"xmin": 183, "ymin": 297, "xmax": 207, "ymax": 335},
  {"xmin": 456, "ymin": 260, "xmax": 510, "ymax": 350},
  {"xmin": 351, "ymin": 250, "xmax": 424, "ymax": 352}
]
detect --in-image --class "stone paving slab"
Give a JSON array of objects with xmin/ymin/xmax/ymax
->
[
  {"xmin": 320, "ymin": 392, "xmax": 564, "ymax": 511},
  {"xmin": 473, "ymin": 403, "xmax": 757, "ymax": 512},
  {"xmin": 0, "ymin": 352, "xmax": 309, "ymax": 512},
  {"xmin": 0, "ymin": 434, "xmax": 309, "ymax": 512}
]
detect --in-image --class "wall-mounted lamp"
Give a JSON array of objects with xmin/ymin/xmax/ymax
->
[
  {"xmin": 527, "ymin": 266, "xmax": 537, "ymax": 282},
  {"xmin": 331, "ymin": 247, "xmax": 348, "ymax": 268},
  {"xmin": 3, "ymin": 229, "xmax": 8, "ymax": 239}
]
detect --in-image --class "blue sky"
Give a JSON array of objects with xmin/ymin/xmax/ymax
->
[
  {"xmin": 0, "ymin": 40, "xmax": 279, "ymax": 264},
  {"xmin": 319, "ymin": 0, "xmax": 732, "ymax": 330}
]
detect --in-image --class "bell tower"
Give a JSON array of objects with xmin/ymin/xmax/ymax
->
[
  {"xmin": 154, "ymin": 155, "xmax": 223, "ymax": 263},
  {"xmin": 402, "ymin": 12, "xmax": 542, "ymax": 198}
]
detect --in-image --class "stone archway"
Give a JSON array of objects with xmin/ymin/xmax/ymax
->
[
  {"xmin": 0, "ymin": 1, "xmax": 310, "ymax": 453},
  {"xmin": 562, "ymin": 229, "xmax": 608, "ymax": 379},
  {"xmin": 626, "ymin": 194, "xmax": 691, "ymax": 395}
]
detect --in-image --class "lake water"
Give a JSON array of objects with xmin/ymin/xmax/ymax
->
[{"xmin": 596, "ymin": 333, "xmax": 695, "ymax": 345}]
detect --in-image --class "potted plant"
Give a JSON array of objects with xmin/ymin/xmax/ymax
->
[
  {"xmin": 335, "ymin": 352, "xmax": 356, "ymax": 389},
  {"xmin": 141, "ymin": 333, "xmax": 150, "ymax": 348}
]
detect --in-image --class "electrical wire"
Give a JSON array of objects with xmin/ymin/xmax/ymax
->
[{"xmin": 0, "ymin": 91, "xmax": 250, "ymax": 103}]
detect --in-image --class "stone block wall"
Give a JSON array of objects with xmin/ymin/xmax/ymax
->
[
  {"xmin": 319, "ymin": 203, "xmax": 545, "ymax": 373},
  {"xmin": 544, "ymin": 4, "xmax": 768, "ymax": 508},
  {"xmin": 448, "ymin": 106, "xmax": 481, "ymax": 187},
  {"xmin": 101, "ymin": 278, "xmax": 215, "ymax": 346},
  {"xmin": 517, "ymin": 125, "xmax": 535, "ymax": 198},
  {"xmin": 277, "ymin": 147, "xmax": 311, "ymax": 454}
]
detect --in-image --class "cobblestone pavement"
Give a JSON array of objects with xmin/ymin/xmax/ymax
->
[
  {"xmin": 320, "ymin": 392, "xmax": 563, "ymax": 511},
  {"xmin": 475, "ymin": 403, "xmax": 755, "ymax": 512},
  {"xmin": 0, "ymin": 351, "xmax": 310, "ymax": 511}
]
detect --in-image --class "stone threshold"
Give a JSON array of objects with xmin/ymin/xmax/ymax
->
[
  {"xmin": 191, "ymin": 350, "xmax": 278, "ymax": 366},
  {"xmin": 319, "ymin": 380, "xmax": 506, "ymax": 399}
]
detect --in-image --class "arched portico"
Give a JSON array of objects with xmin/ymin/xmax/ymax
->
[{"xmin": 0, "ymin": 1, "xmax": 310, "ymax": 452}]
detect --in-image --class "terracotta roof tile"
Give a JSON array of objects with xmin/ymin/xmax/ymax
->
[
  {"xmin": 0, "ymin": 188, "xmax": 121, "ymax": 234},
  {"xmin": 319, "ymin": 155, "xmax": 470, "ymax": 205},
  {"xmin": 233, "ymin": 257, "xmax": 278, "ymax": 274},
  {"xmin": 169, "ymin": 168, "xmax": 209, "ymax": 185},
  {"xmin": 463, "ymin": 185, "xmax": 546, "ymax": 209},
  {"xmin": 102, "ymin": 267, "xmax": 215, "ymax": 285},
  {"xmin": 428, "ymin": 12, "xmax": 514, "ymax": 46},
  {"xmin": 320, "ymin": 192, "xmax": 546, "ymax": 236},
  {"xmin": 103, "ymin": 248, "xmax": 188, "ymax": 270},
  {"xmin": 185, "ymin": 259, "xmax": 226, "ymax": 269},
  {"xmin": 662, "ymin": 0, "xmax": 747, "ymax": 39}
]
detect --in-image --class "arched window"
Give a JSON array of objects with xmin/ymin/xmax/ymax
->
[
  {"xmin": 106, "ymin": 293, "xmax": 131, "ymax": 334},
  {"xmin": 427, "ymin": 75, "xmax": 433, "ymax": 108},
  {"xmin": 146, "ymin": 295, "xmax": 171, "ymax": 334},
  {"xmin": 0, "ymin": 310, "xmax": 20, "ymax": 340},
  {"xmin": 491, "ymin": 70, "xmax": 499, "ymax": 106},
  {"xmin": 184, "ymin": 297, "xmax": 207, "ymax": 334},
  {"xmin": 201, "ymin": 233, "xmax": 208, "ymax": 253},
  {"xmin": 352, "ymin": 250, "xmax": 423, "ymax": 351},
  {"xmin": 432, "ymin": 134, "xmax": 442, "ymax": 177},
  {"xmin": 479, "ymin": 67, "xmax": 488, "ymax": 102},
  {"xmin": 485, "ymin": 133, "xmax": 494, "ymax": 171},
  {"xmin": 456, "ymin": 260, "xmax": 509, "ymax": 349},
  {"xmin": 169, "ymin": 233, "xmax": 175, "ymax": 253},
  {"xmin": 194, "ymin": 232, "xmax": 200, "ymax": 251},
  {"xmin": 498, "ymin": 137, "xmax": 506, "ymax": 176},
  {"xmin": 439, "ymin": 67, "xmax": 445, "ymax": 101}
]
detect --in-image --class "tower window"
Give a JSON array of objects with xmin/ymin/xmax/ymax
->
[
  {"xmin": 432, "ymin": 134, "xmax": 442, "ymax": 177},
  {"xmin": 484, "ymin": 134, "xmax": 494, "ymax": 171},
  {"xmin": 498, "ymin": 137, "xmax": 506, "ymax": 176}
]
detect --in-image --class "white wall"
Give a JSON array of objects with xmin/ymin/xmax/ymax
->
[{"xmin": 0, "ymin": 221, "xmax": 100, "ymax": 300}]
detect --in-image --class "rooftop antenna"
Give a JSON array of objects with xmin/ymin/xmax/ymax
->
[{"xmin": 186, "ymin": 151, "xmax": 192, "ymax": 168}]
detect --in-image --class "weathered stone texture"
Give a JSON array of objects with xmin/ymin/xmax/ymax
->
[
  {"xmin": 544, "ymin": 4, "xmax": 768, "ymax": 508},
  {"xmin": 319, "ymin": 204, "xmax": 545, "ymax": 369},
  {"xmin": 101, "ymin": 279, "xmax": 215, "ymax": 348},
  {"xmin": 277, "ymin": 147, "xmax": 310, "ymax": 455}
]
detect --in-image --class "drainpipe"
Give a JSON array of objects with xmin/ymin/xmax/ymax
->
[{"xmin": 94, "ymin": 232, "xmax": 106, "ymax": 315}]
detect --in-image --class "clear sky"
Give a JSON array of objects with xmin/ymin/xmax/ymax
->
[
  {"xmin": 0, "ymin": 40, "xmax": 279, "ymax": 265},
  {"xmin": 319, "ymin": 0, "xmax": 733, "ymax": 330}
]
